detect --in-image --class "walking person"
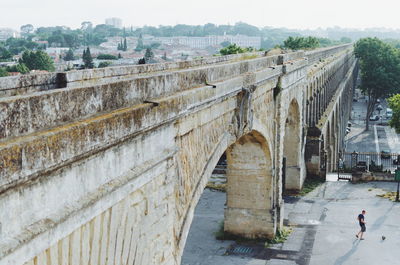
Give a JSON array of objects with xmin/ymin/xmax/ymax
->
[{"xmin": 356, "ymin": 210, "xmax": 366, "ymax": 240}]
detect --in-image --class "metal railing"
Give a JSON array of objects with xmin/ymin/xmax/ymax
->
[{"xmin": 342, "ymin": 151, "xmax": 400, "ymax": 173}]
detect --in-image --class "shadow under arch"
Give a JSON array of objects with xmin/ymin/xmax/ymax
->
[
  {"xmin": 282, "ymin": 98, "xmax": 302, "ymax": 191},
  {"xmin": 178, "ymin": 129, "xmax": 276, "ymax": 259}
]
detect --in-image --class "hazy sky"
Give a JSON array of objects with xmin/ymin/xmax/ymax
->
[{"xmin": 2, "ymin": 0, "xmax": 400, "ymax": 30}]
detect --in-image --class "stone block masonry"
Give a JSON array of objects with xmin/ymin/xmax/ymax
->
[{"xmin": 0, "ymin": 44, "xmax": 357, "ymax": 265}]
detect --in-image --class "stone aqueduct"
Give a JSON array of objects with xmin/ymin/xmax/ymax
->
[{"xmin": 0, "ymin": 44, "xmax": 357, "ymax": 265}]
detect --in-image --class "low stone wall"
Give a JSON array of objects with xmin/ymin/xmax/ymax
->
[
  {"xmin": 305, "ymin": 44, "xmax": 352, "ymax": 65},
  {"xmin": 0, "ymin": 52, "xmax": 267, "ymax": 98},
  {"xmin": 352, "ymin": 172, "xmax": 396, "ymax": 182},
  {"xmin": 0, "ymin": 44, "xmax": 352, "ymax": 99}
]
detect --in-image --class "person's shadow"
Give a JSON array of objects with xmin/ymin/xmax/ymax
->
[{"xmin": 333, "ymin": 239, "xmax": 360, "ymax": 265}]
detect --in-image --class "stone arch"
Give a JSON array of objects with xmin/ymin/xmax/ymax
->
[
  {"xmin": 282, "ymin": 99, "xmax": 302, "ymax": 191},
  {"xmin": 178, "ymin": 129, "xmax": 276, "ymax": 258},
  {"xmin": 225, "ymin": 130, "xmax": 275, "ymax": 239}
]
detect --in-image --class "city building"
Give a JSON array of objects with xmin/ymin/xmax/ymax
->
[
  {"xmin": 0, "ymin": 28, "xmax": 19, "ymax": 41},
  {"xmin": 147, "ymin": 35, "xmax": 262, "ymax": 49},
  {"xmin": 105, "ymin": 17, "xmax": 123, "ymax": 29}
]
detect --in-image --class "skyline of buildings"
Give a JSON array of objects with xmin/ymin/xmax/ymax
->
[
  {"xmin": 0, "ymin": 28, "xmax": 20, "ymax": 41},
  {"xmin": 105, "ymin": 17, "xmax": 123, "ymax": 29}
]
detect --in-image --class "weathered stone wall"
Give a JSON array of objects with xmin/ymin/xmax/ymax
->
[
  {"xmin": 304, "ymin": 48, "xmax": 358, "ymax": 176},
  {"xmin": 0, "ymin": 44, "xmax": 355, "ymax": 265},
  {"xmin": 0, "ymin": 52, "xmax": 268, "ymax": 98}
]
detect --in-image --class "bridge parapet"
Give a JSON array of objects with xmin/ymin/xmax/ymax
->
[
  {"xmin": 305, "ymin": 43, "xmax": 352, "ymax": 65},
  {"xmin": 0, "ymin": 51, "xmax": 269, "ymax": 98},
  {"xmin": 0, "ymin": 44, "xmax": 351, "ymax": 99},
  {"xmin": 0, "ymin": 54, "xmax": 285, "ymax": 141}
]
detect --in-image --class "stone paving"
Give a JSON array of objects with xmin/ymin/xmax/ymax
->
[{"xmin": 182, "ymin": 181, "xmax": 400, "ymax": 265}]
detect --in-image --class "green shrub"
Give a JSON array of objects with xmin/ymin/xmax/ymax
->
[
  {"xmin": 7, "ymin": 63, "xmax": 30, "ymax": 74},
  {"xmin": 220, "ymin": 44, "xmax": 256, "ymax": 55},
  {"xmin": 0, "ymin": 67, "xmax": 8, "ymax": 77},
  {"xmin": 283, "ymin": 36, "xmax": 320, "ymax": 50},
  {"xmin": 97, "ymin": 54, "xmax": 117, "ymax": 60},
  {"xmin": 98, "ymin": 61, "xmax": 112, "ymax": 68}
]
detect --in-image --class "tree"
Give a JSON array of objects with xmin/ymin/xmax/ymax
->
[
  {"xmin": 5, "ymin": 38, "xmax": 38, "ymax": 55},
  {"xmin": 144, "ymin": 48, "xmax": 154, "ymax": 62},
  {"xmin": 354, "ymin": 37, "xmax": 400, "ymax": 130},
  {"xmin": 117, "ymin": 38, "xmax": 127, "ymax": 51},
  {"xmin": 233, "ymin": 22, "xmax": 260, "ymax": 36},
  {"xmin": 97, "ymin": 54, "xmax": 117, "ymax": 60},
  {"xmin": 138, "ymin": 58, "xmax": 146, "ymax": 64},
  {"xmin": 219, "ymin": 43, "xmax": 255, "ymax": 55},
  {"xmin": 82, "ymin": 47, "xmax": 94, "ymax": 69},
  {"xmin": 388, "ymin": 94, "xmax": 400, "ymax": 132},
  {"xmin": 64, "ymin": 48, "xmax": 74, "ymax": 61},
  {"xmin": 0, "ymin": 47, "xmax": 12, "ymax": 60},
  {"xmin": 135, "ymin": 34, "xmax": 144, "ymax": 51},
  {"xmin": 0, "ymin": 67, "xmax": 8, "ymax": 77},
  {"xmin": 123, "ymin": 37, "xmax": 127, "ymax": 51},
  {"xmin": 283, "ymin": 36, "xmax": 319, "ymax": 50},
  {"xmin": 81, "ymin": 21, "xmax": 93, "ymax": 31},
  {"xmin": 63, "ymin": 33, "xmax": 79, "ymax": 48},
  {"xmin": 7, "ymin": 63, "xmax": 30, "ymax": 74},
  {"xmin": 98, "ymin": 61, "xmax": 112, "ymax": 68},
  {"xmin": 20, "ymin": 50, "xmax": 55, "ymax": 71},
  {"xmin": 20, "ymin": 24, "xmax": 34, "ymax": 35},
  {"xmin": 220, "ymin": 43, "xmax": 244, "ymax": 55},
  {"xmin": 340, "ymin": 37, "xmax": 352, "ymax": 44}
]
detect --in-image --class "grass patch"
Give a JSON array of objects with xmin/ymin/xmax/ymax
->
[
  {"xmin": 240, "ymin": 54, "xmax": 258, "ymax": 60},
  {"xmin": 265, "ymin": 227, "xmax": 293, "ymax": 247},
  {"xmin": 377, "ymin": 191, "xmax": 400, "ymax": 202},
  {"xmin": 206, "ymin": 182, "xmax": 226, "ymax": 192},
  {"xmin": 297, "ymin": 177, "xmax": 324, "ymax": 196},
  {"xmin": 215, "ymin": 221, "xmax": 293, "ymax": 247}
]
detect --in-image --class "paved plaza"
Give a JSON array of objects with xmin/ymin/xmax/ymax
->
[{"xmin": 182, "ymin": 181, "xmax": 400, "ymax": 265}]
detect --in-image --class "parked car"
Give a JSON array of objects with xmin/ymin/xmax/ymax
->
[
  {"xmin": 376, "ymin": 104, "xmax": 383, "ymax": 111},
  {"xmin": 381, "ymin": 150, "xmax": 391, "ymax": 159},
  {"xmin": 353, "ymin": 98, "xmax": 358, "ymax": 102},
  {"xmin": 347, "ymin": 122, "xmax": 352, "ymax": 127},
  {"xmin": 369, "ymin": 115, "xmax": 379, "ymax": 121},
  {"xmin": 386, "ymin": 108, "xmax": 393, "ymax": 119}
]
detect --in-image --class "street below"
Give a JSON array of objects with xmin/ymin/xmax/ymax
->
[{"xmin": 182, "ymin": 181, "xmax": 400, "ymax": 265}]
